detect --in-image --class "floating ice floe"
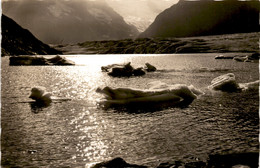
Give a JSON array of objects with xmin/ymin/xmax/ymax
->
[
  {"xmin": 10, "ymin": 55, "xmax": 75, "ymax": 66},
  {"xmin": 101, "ymin": 62, "xmax": 157, "ymax": 77},
  {"xmin": 209, "ymin": 73, "xmax": 259, "ymax": 92},
  {"xmin": 29, "ymin": 86, "xmax": 71, "ymax": 106},
  {"xmin": 29, "ymin": 86, "xmax": 52, "ymax": 105},
  {"xmin": 215, "ymin": 53, "xmax": 259, "ymax": 63},
  {"xmin": 239, "ymin": 80, "xmax": 260, "ymax": 91},
  {"xmin": 96, "ymin": 81, "xmax": 204, "ymax": 109}
]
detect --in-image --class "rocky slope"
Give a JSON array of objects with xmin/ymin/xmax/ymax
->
[
  {"xmin": 2, "ymin": 0, "xmax": 139, "ymax": 44},
  {"xmin": 1, "ymin": 15, "xmax": 62, "ymax": 56},
  {"xmin": 139, "ymin": 0, "xmax": 259, "ymax": 38}
]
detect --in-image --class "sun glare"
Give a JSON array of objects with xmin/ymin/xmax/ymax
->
[{"xmin": 66, "ymin": 55, "xmax": 128, "ymax": 68}]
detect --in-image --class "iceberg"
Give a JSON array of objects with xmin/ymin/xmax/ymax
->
[
  {"xmin": 96, "ymin": 81, "xmax": 203, "ymax": 109},
  {"xmin": 209, "ymin": 73, "xmax": 259, "ymax": 92},
  {"xmin": 29, "ymin": 86, "xmax": 52, "ymax": 105}
]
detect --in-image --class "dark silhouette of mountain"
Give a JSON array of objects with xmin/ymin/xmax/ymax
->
[
  {"xmin": 139, "ymin": 0, "xmax": 259, "ymax": 38},
  {"xmin": 2, "ymin": 0, "xmax": 139, "ymax": 44},
  {"xmin": 1, "ymin": 14, "xmax": 62, "ymax": 56}
]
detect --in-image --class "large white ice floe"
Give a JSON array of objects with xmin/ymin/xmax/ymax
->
[{"xmin": 96, "ymin": 81, "xmax": 204, "ymax": 109}]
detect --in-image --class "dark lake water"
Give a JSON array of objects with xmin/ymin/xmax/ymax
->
[{"xmin": 1, "ymin": 54, "xmax": 259, "ymax": 167}]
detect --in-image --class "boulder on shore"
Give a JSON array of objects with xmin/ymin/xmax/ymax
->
[
  {"xmin": 248, "ymin": 52, "xmax": 260, "ymax": 60},
  {"xmin": 91, "ymin": 152, "xmax": 258, "ymax": 168},
  {"xmin": 245, "ymin": 52, "xmax": 259, "ymax": 62},
  {"xmin": 9, "ymin": 55, "xmax": 75, "ymax": 66},
  {"xmin": 207, "ymin": 152, "xmax": 259, "ymax": 168},
  {"xmin": 91, "ymin": 157, "xmax": 147, "ymax": 168}
]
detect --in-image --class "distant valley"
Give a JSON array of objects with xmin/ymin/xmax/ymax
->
[{"xmin": 106, "ymin": 0, "xmax": 179, "ymax": 32}]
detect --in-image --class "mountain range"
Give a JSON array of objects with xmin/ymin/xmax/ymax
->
[
  {"xmin": 2, "ymin": 0, "xmax": 259, "ymax": 47},
  {"xmin": 2, "ymin": 0, "xmax": 139, "ymax": 44},
  {"xmin": 139, "ymin": 0, "xmax": 259, "ymax": 38}
]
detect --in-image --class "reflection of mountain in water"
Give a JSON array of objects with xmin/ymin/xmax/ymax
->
[
  {"xmin": 140, "ymin": 0, "xmax": 259, "ymax": 38},
  {"xmin": 2, "ymin": 0, "xmax": 139, "ymax": 44}
]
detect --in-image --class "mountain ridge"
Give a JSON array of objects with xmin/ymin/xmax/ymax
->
[
  {"xmin": 1, "ymin": 14, "xmax": 62, "ymax": 56},
  {"xmin": 139, "ymin": 0, "xmax": 259, "ymax": 38}
]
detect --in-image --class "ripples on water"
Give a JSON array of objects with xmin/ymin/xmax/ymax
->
[{"xmin": 1, "ymin": 54, "xmax": 259, "ymax": 167}]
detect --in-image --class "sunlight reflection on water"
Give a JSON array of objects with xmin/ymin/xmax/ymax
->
[
  {"xmin": 65, "ymin": 54, "xmax": 128, "ymax": 66},
  {"xmin": 1, "ymin": 54, "xmax": 259, "ymax": 168},
  {"xmin": 69, "ymin": 107, "xmax": 109, "ymax": 164}
]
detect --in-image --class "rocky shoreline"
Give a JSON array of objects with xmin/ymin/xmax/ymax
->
[
  {"xmin": 55, "ymin": 32, "xmax": 259, "ymax": 55},
  {"xmin": 91, "ymin": 152, "xmax": 259, "ymax": 168}
]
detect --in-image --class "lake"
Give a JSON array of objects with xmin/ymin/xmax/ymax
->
[{"xmin": 1, "ymin": 54, "xmax": 259, "ymax": 167}]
